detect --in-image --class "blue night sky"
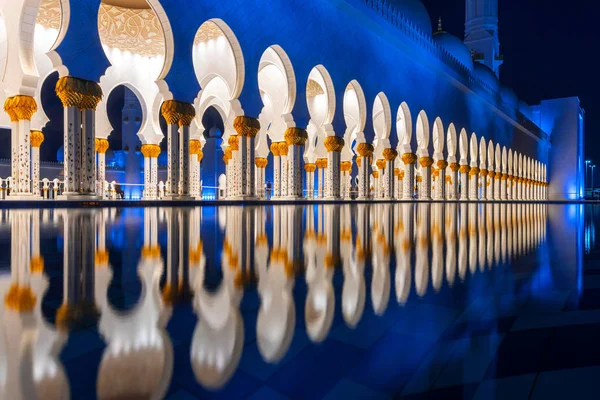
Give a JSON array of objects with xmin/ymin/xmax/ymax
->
[{"xmin": 422, "ymin": 0, "xmax": 598, "ymax": 169}]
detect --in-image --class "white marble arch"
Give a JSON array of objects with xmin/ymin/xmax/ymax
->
[
  {"xmin": 372, "ymin": 92, "xmax": 392, "ymax": 163},
  {"xmin": 305, "ymin": 65, "xmax": 335, "ymax": 165},
  {"xmin": 479, "ymin": 137, "xmax": 488, "ymax": 170},
  {"xmin": 396, "ymin": 101, "xmax": 413, "ymax": 156},
  {"xmin": 257, "ymin": 45, "xmax": 296, "ymax": 158},
  {"xmin": 469, "ymin": 133, "xmax": 479, "ymax": 167},
  {"xmin": 193, "ymin": 19, "xmax": 245, "ymax": 147},
  {"xmin": 432, "ymin": 117, "xmax": 444, "ymax": 163},
  {"xmin": 447, "ymin": 123, "xmax": 457, "ymax": 164},
  {"xmin": 342, "ymin": 79, "xmax": 367, "ymax": 161},
  {"xmin": 415, "ymin": 110, "xmax": 430, "ymax": 159}
]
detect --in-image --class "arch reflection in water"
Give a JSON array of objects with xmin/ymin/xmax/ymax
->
[{"xmin": 0, "ymin": 203, "xmax": 554, "ymax": 397}]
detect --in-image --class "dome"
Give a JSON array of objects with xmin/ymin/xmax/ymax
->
[
  {"xmin": 433, "ymin": 31, "xmax": 474, "ymax": 71},
  {"xmin": 386, "ymin": 0, "xmax": 432, "ymax": 37},
  {"xmin": 473, "ymin": 62, "xmax": 499, "ymax": 94}
]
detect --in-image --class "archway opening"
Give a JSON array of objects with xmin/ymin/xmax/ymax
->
[{"xmin": 200, "ymin": 106, "xmax": 226, "ymax": 199}]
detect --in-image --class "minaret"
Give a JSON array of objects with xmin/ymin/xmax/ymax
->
[{"xmin": 464, "ymin": 0, "xmax": 503, "ymax": 78}]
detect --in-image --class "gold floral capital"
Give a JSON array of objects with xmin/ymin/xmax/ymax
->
[
  {"xmin": 341, "ymin": 161, "xmax": 352, "ymax": 172},
  {"xmin": 55, "ymin": 77, "xmax": 102, "ymax": 110},
  {"xmin": 479, "ymin": 169, "xmax": 488, "ymax": 177},
  {"xmin": 450, "ymin": 162, "xmax": 460, "ymax": 172},
  {"xmin": 189, "ymin": 140, "xmax": 202, "ymax": 155},
  {"xmin": 178, "ymin": 103, "xmax": 196, "ymax": 127},
  {"xmin": 324, "ymin": 136, "xmax": 345, "ymax": 152},
  {"xmin": 402, "ymin": 153, "xmax": 417, "ymax": 165},
  {"xmin": 356, "ymin": 143, "xmax": 374, "ymax": 157},
  {"xmin": 304, "ymin": 163, "xmax": 316, "ymax": 173},
  {"xmin": 228, "ymin": 135, "xmax": 240, "ymax": 151},
  {"xmin": 437, "ymin": 160, "xmax": 449, "ymax": 169},
  {"xmin": 383, "ymin": 148, "xmax": 398, "ymax": 161},
  {"xmin": 316, "ymin": 158, "xmax": 328, "ymax": 169},
  {"xmin": 284, "ymin": 127, "xmax": 308, "ymax": 146},
  {"xmin": 469, "ymin": 167, "xmax": 480, "ymax": 176},
  {"xmin": 278, "ymin": 141, "xmax": 289, "ymax": 156},
  {"xmin": 30, "ymin": 131, "xmax": 45, "ymax": 148},
  {"xmin": 234, "ymin": 116, "xmax": 261, "ymax": 137},
  {"xmin": 270, "ymin": 142, "xmax": 281, "ymax": 157},
  {"xmin": 419, "ymin": 157, "xmax": 433, "ymax": 168},
  {"xmin": 4, "ymin": 95, "xmax": 37, "ymax": 121},
  {"xmin": 95, "ymin": 138, "xmax": 110, "ymax": 154},
  {"xmin": 255, "ymin": 157, "xmax": 268, "ymax": 168},
  {"xmin": 376, "ymin": 159, "xmax": 386, "ymax": 170},
  {"xmin": 459, "ymin": 165, "xmax": 470, "ymax": 174},
  {"xmin": 372, "ymin": 171, "xmax": 379, "ymax": 179},
  {"xmin": 161, "ymin": 100, "xmax": 193, "ymax": 125}
]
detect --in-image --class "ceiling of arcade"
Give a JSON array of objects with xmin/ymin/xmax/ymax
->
[{"xmin": 36, "ymin": 0, "xmax": 225, "ymax": 58}]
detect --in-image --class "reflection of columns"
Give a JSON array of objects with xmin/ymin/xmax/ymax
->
[
  {"xmin": 30, "ymin": 130, "xmax": 44, "ymax": 198},
  {"xmin": 434, "ymin": 160, "xmax": 448, "ymax": 200},
  {"xmin": 255, "ymin": 157, "xmax": 268, "ymax": 199},
  {"xmin": 448, "ymin": 162, "xmax": 459, "ymax": 200},
  {"xmin": 324, "ymin": 136, "xmax": 344, "ymax": 199},
  {"xmin": 316, "ymin": 158, "xmax": 327, "ymax": 198},
  {"xmin": 271, "ymin": 143, "xmax": 281, "ymax": 198},
  {"xmin": 4, "ymin": 95, "xmax": 37, "ymax": 196},
  {"xmin": 55, "ymin": 77, "xmax": 103, "ymax": 198},
  {"xmin": 402, "ymin": 153, "xmax": 417, "ymax": 200},
  {"xmin": 395, "ymin": 203, "xmax": 413, "ymax": 304},
  {"xmin": 357, "ymin": 143, "xmax": 374, "ymax": 200},
  {"xmin": 383, "ymin": 148, "xmax": 398, "ymax": 199},
  {"xmin": 305, "ymin": 163, "xmax": 316, "ymax": 199},
  {"xmin": 415, "ymin": 203, "xmax": 429, "ymax": 296},
  {"xmin": 96, "ymin": 138, "xmax": 109, "ymax": 197},
  {"xmin": 469, "ymin": 167, "xmax": 479, "ymax": 201},
  {"xmin": 419, "ymin": 157, "xmax": 433, "ymax": 200},
  {"xmin": 234, "ymin": 116, "xmax": 261, "ymax": 199},
  {"xmin": 285, "ymin": 128, "xmax": 308, "ymax": 199}
]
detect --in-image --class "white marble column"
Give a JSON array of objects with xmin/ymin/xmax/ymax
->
[
  {"xmin": 179, "ymin": 108, "xmax": 195, "ymax": 199},
  {"xmin": 305, "ymin": 164, "xmax": 316, "ymax": 199},
  {"xmin": 234, "ymin": 116, "xmax": 261, "ymax": 199},
  {"xmin": 419, "ymin": 157, "xmax": 433, "ymax": 200},
  {"xmin": 271, "ymin": 143, "xmax": 281, "ymax": 198},
  {"xmin": 30, "ymin": 130, "xmax": 44, "ymax": 198},
  {"xmin": 4, "ymin": 95, "xmax": 37, "ymax": 197},
  {"xmin": 401, "ymin": 153, "xmax": 417, "ymax": 200},
  {"xmin": 285, "ymin": 128, "xmax": 308, "ymax": 199},
  {"xmin": 96, "ymin": 138, "xmax": 109, "ymax": 198},
  {"xmin": 280, "ymin": 146, "xmax": 289, "ymax": 198},
  {"xmin": 469, "ymin": 166, "xmax": 479, "ymax": 201},
  {"xmin": 434, "ymin": 160, "xmax": 448, "ymax": 200},
  {"xmin": 460, "ymin": 165, "xmax": 469, "ymax": 201},
  {"xmin": 80, "ymin": 108, "xmax": 97, "ymax": 196},
  {"xmin": 161, "ymin": 101, "xmax": 180, "ymax": 197},
  {"xmin": 383, "ymin": 149, "xmax": 398, "ymax": 199},
  {"xmin": 448, "ymin": 162, "xmax": 459, "ymax": 200},
  {"xmin": 356, "ymin": 143, "xmax": 374, "ymax": 200},
  {"xmin": 500, "ymin": 172, "xmax": 508, "ymax": 201},
  {"xmin": 255, "ymin": 157, "xmax": 267, "ymax": 198},
  {"xmin": 316, "ymin": 158, "xmax": 327, "ymax": 198}
]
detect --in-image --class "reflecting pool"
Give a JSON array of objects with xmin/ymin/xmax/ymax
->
[{"xmin": 0, "ymin": 203, "xmax": 594, "ymax": 399}]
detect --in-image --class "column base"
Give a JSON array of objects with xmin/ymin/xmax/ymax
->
[
  {"xmin": 162, "ymin": 195, "xmax": 196, "ymax": 201},
  {"xmin": 230, "ymin": 195, "xmax": 259, "ymax": 201},
  {"xmin": 57, "ymin": 193, "xmax": 101, "ymax": 201},
  {"xmin": 324, "ymin": 196, "xmax": 342, "ymax": 201},
  {"xmin": 284, "ymin": 195, "xmax": 304, "ymax": 200}
]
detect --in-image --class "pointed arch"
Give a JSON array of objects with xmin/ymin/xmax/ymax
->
[
  {"xmin": 396, "ymin": 102, "xmax": 412, "ymax": 153},
  {"xmin": 416, "ymin": 110, "xmax": 430, "ymax": 155},
  {"xmin": 446, "ymin": 123, "xmax": 457, "ymax": 160},
  {"xmin": 342, "ymin": 80, "xmax": 367, "ymax": 160},
  {"xmin": 469, "ymin": 132, "xmax": 478, "ymax": 165},
  {"xmin": 508, "ymin": 149, "xmax": 513, "ymax": 174},
  {"xmin": 459, "ymin": 128, "xmax": 469, "ymax": 163},
  {"xmin": 501, "ymin": 146, "xmax": 507, "ymax": 172},
  {"xmin": 432, "ymin": 117, "xmax": 444, "ymax": 160},
  {"xmin": 479, "ymin": 137, "xmax": 487, "ymax": 165}
]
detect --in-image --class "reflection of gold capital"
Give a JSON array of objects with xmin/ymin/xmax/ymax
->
[
  {"xmin": 4, "ymin": 284, "xmax": 36, "ymax": 312},
  {"xmin": 31, "ymin": 255, "xmax": 45, "ymax": 274},
  {"xmin": 284, "ymin": 127, "xmax": 308, "ymax": 145},
  {"xmin": 95, "ymin": 250, "xmax": 109, "ymax": 265},
  {"xmin": 30, "ymin": 130, "xmax": 45, "ymax": 148},
  {"xmin": 234, "ymin": 116, "xmax": 261, "ymax": 137},
  {"xmin": 372, "ymin": 171, "xmax": 379, "ymax": 179},
  {"xmin": 96, "ymin": 138, "xmax": 110, "ymax": 154},
  {"xmin": 402, "ymin": 153, "xmax": 417, "ymax": 165},
  {"xmin": 316, "ymin": 158, "xmax": 328, "ymax": 169},
  {"xmin": 394, "ymin": 168, "xmax": 401, "ymax": 177},
  {"xmin": 4, "ymin": 95, "xmax": 37, "ymax": 121},
  {"xmin": 356, "ymin": 143, "xmax": 374, "ymax": 157},
  {"xmin": 325, "ymin": 253, "xmax": 338, "ymax": 269}
]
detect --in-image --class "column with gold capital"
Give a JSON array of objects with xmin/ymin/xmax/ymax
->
[
  {"xmin": 95, "ymin": 138, "xmax": 109, "ymax": 198},
  {"xmin": 285, "ymin": 127, "xmax": 308, "ymax": 199},
  {"xmin": 271, "ymin": 142, "xmax": 281, "ymax": 198},
  {"xmin": 255, "ymin": 157, "xmax": 268, "ymax": 198},
  {"xmin": 324, "ymin": 136, "xmax": 344, "ymax": 199},
  {"xmin": 304, "ymin": 163, "xmax": 316, "ymax": 199},
  {"xmin": 4, "ymin": 95, "xmax": 37, "ymax": 196},
  {"xmin": 178, "ymin": 104, "xmax": 195, "ymax": 198},
  {"xmin": 228, "ymin": 134, "xmax": 240, "ymax": 198},
  {"xmin": 419, "ymin": 156, "xmax": 433, "ymax": 200},
  {"xmin": 79, "ymin": 82, "xmax": 102, "ymax": 196},
  {"xmin": 316, "ymin": 158, "xmax": 327, "ymax": 198},
  {"xmin": 160, "ymin": 100, "xmax": 182, "ymax": 198},
  {"xmin": 448, "ymin": 162, "xmax": 460, "ymax": 200},
  {"xmin": 434, "ymin": 160, "xmax": 447, "ymax": 200},
  {"xmin": 234, "ymin": 116, "xmax": 261, "ymax": 198},
  {"xmin": 383, "ymin": 149, "xmax": 398, "ymax": 199},
  {"xmin": 401, "ymin": 152, "xmax": 417, "ymax": 200},
  {"xmin": 356, "ymin": 143, "xmax": 374, "ymax": 200},
  {"xmin": 141, "ymin": 144, "xmax": 153, "ymax": 199},
  {"xmin": 189, "ymin": 140, "xmax": 201, "ymax": 198},
  {"xmin": 279, "ymin": 142, "xmax": 289, "ymax": 197},
  {"xmin": 30, "ymin": 130, "xmax": 44, "ymax": 198},
  {"xmin": 340, "ymin": 161, "xmax": 353, "ymax": 199},
  {"xmin": 469, "ymin": 166, "xmax": 480, "ymax": 201}
]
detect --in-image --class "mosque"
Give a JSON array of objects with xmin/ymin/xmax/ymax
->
[{"xmin": 0, "ymin": 0, "xmax": 585, "ymax": 201}]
